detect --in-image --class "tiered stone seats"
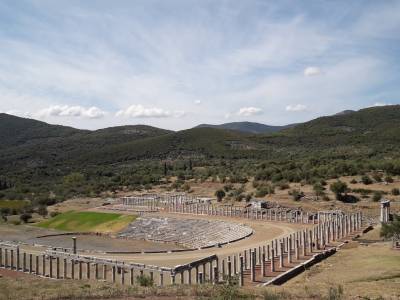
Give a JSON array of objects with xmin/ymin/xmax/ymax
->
[{"xmin": 118, "ymin": 217, "xmax": 252, "ymax": 248}]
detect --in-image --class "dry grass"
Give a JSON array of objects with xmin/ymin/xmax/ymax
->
[{"xmin": 267, "ymin": 228, "xmax": 400, "ymax": 299}]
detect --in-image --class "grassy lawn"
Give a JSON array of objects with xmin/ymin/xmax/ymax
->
[
  {"xmin": 0, "ymin": 200, "xmax": 30, "ymax": 210},
  {"xmin": 36, "ymin": 211, "xmax": 136, "ymax": 233}
]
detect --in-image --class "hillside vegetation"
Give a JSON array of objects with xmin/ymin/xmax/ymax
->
[{"xmin": 1, "ymin": 105, "xmax": 400, "ymax": 208}]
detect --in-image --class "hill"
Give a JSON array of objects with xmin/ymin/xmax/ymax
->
[
  {"xmin": 196, "ymin": 121, "xmax": 294, "ymax": 134},
  {"xmin": 1, "ymin": 105, "xmax": 400, "ymax": 201}
]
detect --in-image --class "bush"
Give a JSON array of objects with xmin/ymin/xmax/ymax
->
[
  {"xmin": 289, "ymin": 189, "xmax": 304, "ymax": 201},
  {"xmin": 327, "ymin": 285, "xmax": 344, "ymax": 300},
  {"xmin": 392, "ymin": 188, "xmax": 400, "ymax": 196},
  {"xmin": 20, "ymin": 213, "xmax": 32, "ymax": 223},
  {"xmin": 37, "ymin": 205, "xmax": 48, "ymax": 217},
  {"xmin": 330, "ymin": 181, "xmax": 348, "ymax": 200},
  {"xmin": 350, "ymin": 178, "xmax": 357, "ymax": 184},
  {"xmin": 372, "ymin": 172, "xmax": 382, "ymax": 182},
  {"xmin": 361, "ymin": 175, "xmax": 373, "ymax": 185},
  {"xmin": 50, "ymin": 211, "xmax": 60, "ymax": 218},
  {"xmin": 136, "ymin": 274, "xmax": 153, "ymax": 287},
  {"xmin": 372, "ymin": 191, "xmax": 382, "ymax": 202},
  {"xmin": 215, "ymin": 189, "xmax": 226, "ymax": 202},
  {"xmin": 385, "ymin": 176, "xmax": 394, "ymax": 183}
]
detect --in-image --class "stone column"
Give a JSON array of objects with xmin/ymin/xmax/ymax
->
[
  {"xmin": 10, "ymin": 249, "xmax": 14, "ymax": 270},
  {"xmin": 35, "ymin": 255, "xmax": 39, "ymax": 275},
  {"xmin": 171, "ymin": 273, "xmax": 176, "ymax": 285},
  {"xmin": 195, "ymin": 265, "xmax": 199, "ymax": 284},
  {"xmin": 261, "ymin": 252, "xmax": 266, "ymax": 277},
  {"xmin": 270, "ymin": 248, "xmax": 275, "ymax": 272},
  {"xmin": 16, "ymin": 247, "xmax": 20, "ymax": 271},
  {"xmin": 63, "ymin": 258, "xmax": 67, "ymax": 279},
  {"xmin": 23, "ymin": 252, "xmax": 26, "ymax": 272},
  {"xmin": 227, "ymin": 257, "xmax": 232, "ymax": 281},
  {"xmin": 78, "ymin": 261, "xmax": 83, "ymax": 280},
  {"xmin": 239, "ymin": 255, "xmax": 244, "ymax": 287},
  {"xmin": 121, "ymin": 267, "xmax": 125, "ymax": 285},
  {"xmin": 29, "ymin": 254, "xmax": 33, "ymax": 273},
  {"xmin": 198, "ymin": 272, "xmax": 203, "ymax": 284},
  {"xmin": 103, "ymin": 264, "xmax": 107, "ymax": 281},
  {"xmin": 71, "ymin": 259, "xmax": 75, "ymax": 279},
  {"xmin": 42, "ymin": 254, "xmax": 46, "ymax": 276},
  {"xmin": 188, "ymin": 268, "xmax": 192, "ymax": 284},
  {"xmin": 112, "ymin": 265, "xmax": 116, "ymax": 283},
  {"xmin": 159, "ymin": 272, "xmax": 164, "ymax": 286},
  {"xmin": 95, "ymin": 263, "xmax": 99, "ymax": 280},
  {"xmin": 72, "ymin": 237, "xmax": 77, "ymax": 254},
  {"xmin": 56, "ymin": 257, "xmax": 60, "ymax": 279},
  {"xmin": 130, "ymin": 268, "xmax": 134, "ymax": 285},
  {"xmin": 86, "ymin": 262, "xmax": 91, "ymax": 279},
  {"xmin": 279, "ymin": 241, "xmax": 284, "ymax": 268},
  {"xmin": 287, "ymin": 236, "xmax": 292, "ymax": 264}
]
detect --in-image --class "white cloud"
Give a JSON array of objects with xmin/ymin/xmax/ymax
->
[
  {"xmin": 194, "ymin": 100, "xmax": 201, "ymax": 105},
  {"xmin": 35, "ymin": 105, "xmax": 106, "ymax": 119},
  {"xmin": 286, "ymin": 104, "xmax": 307, "ymax": 112},
  {"xmin": 116, "ymin": 104, "xmax": 185, "ymax": 118},
  {"xmin": 237, "ymin": 107, "xmax": 263, "ymax": 117},
  {"xmin": 372, "ymin": 102, "xmax": 392, "ymax": 107},
  {"xmin": 304, "ymin": 67, "xmax": 321, "ymax": 77}
]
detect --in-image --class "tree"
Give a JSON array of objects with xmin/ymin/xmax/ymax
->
[
  {"xmin": 163, "ymin": 162, "xmax": 168, "ymax": 176},
  {"xmin": 215, "ymin": 189, "xmax": 226, "ymax": 202},
  {"xmin": 380, "ymin": 214, "xmax": 400, "ymax": 240},
  {"xmin": 37, "ymin": 205, "xmax": 48, "ymax": 217},
  {"xmin": 20, "ymin": 213, "xmax": 32, "ymax": 223},
  {"xmin": 385, "ymin": 176, "xmax": 394, "ymax": 183},
  {"xmin": 289, "ymin": 189, "xmax": 304, "ymax": 201},
  {"xmin": 392, "ymin": 188, "xmax": 400, "ymax": 196},
  {"xmin": 313, "ymin": 183, "xmax": 325, "ymax": 199},
  {"xmin": 372, "ymin": 191, "xmax": 382, "ymax": 202},
  {"xmin": 361, "ymin": 175, "xmax": 373, "ymax": 185},
  {"xmin": 330, "ymin": 181, "xmax": 348, "ymax": 200}
]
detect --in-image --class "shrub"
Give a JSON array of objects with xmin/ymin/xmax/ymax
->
[
  {"xmin": 372, "ymin": 191, "xmax": 382, "ymax": 202},
  {"xmin": 350, "ymin": 179, "xmax": 357, "ymax": 184},
  {"xmin": 50, "ymin": 211, "xmax": 60, "ymax": 218},
  {"xmin": 330, "ymin": 181, "xmax": 348, "ymax": 200},
  {"xmin": 289, "ymin": 189, "xmax": 304, "ymax": 201},
  {"xmin": 361, "ymin": 175, "xmax": 373, "ymax": 185},
  {"xmin": 20, "ymin": 213, "xmax": 32, "ymax": 223},
  {"xmin": 37, "ymin": 205, "xmax": 48, "ymax": 217},
  {"xmin": 327, "ymin": 285, "xmax": 344, "ymax": 300},
  {"xmin": 392, "ymin": 188, "xmax": 400, "ymax": 196},
  {"xmin": 372, "ymin": 172, "xmax": 382, "ymax": 182},
  {"xmin": 385, "ymin": 176, "xmax": 394, "ymax": 183},
  {"xmin": 136, "ymin": 274, "xmax": 153, "ymax": 287},
  {"xmin": 215, "ymin": 190, "xmax": 226, "ymax": 202}
]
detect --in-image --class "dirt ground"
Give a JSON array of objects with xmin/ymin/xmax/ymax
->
[
  {"xmin": 263, "ymin": 227, "xmax": 400, "ymax": 299},
  {"xmin": 0, "ymin": 223, "xmax": 182, "ymax": 252}
]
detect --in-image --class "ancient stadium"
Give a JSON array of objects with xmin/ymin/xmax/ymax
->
[{"xmin": 0, "ymin": 192, "xmax": 369, "ymax": 287}]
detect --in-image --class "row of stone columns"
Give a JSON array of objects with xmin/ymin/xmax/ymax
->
[
  {"xmin": 224, "ymin": 212, "xmax": 363, "ymax": 285},
  {"xmin": 167, "ymin": 203, "xmax": 316, "ymax": 224},
  {"xmin": 0, "ymin": 248, "xmax": 174, "ymax": 286}
]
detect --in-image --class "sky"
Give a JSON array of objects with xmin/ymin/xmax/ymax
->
[{"xmin": 0, "ymin": 0, "xmax": 399, "ymax": 130}]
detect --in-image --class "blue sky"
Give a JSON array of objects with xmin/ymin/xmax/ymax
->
[{"xmin": 0, "ymin": 0, "xmax": 399, "ymax": 130}]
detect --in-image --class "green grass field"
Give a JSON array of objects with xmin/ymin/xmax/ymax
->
[
  {"xmin": 0, "ymin": 200, "xmax": 30, "ymax": 210},
  {"xmin": 36, "ymin": 211, "xmax": 136, "ymax": 233}
]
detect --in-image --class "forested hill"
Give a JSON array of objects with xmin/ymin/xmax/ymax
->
[
  {"xmin": 195, "ymin": 121, "xmax": 294, "ymax": 134},
  {"xmin": 1, "ymin": 105, "xmax": 400, "ymax": 201}
]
